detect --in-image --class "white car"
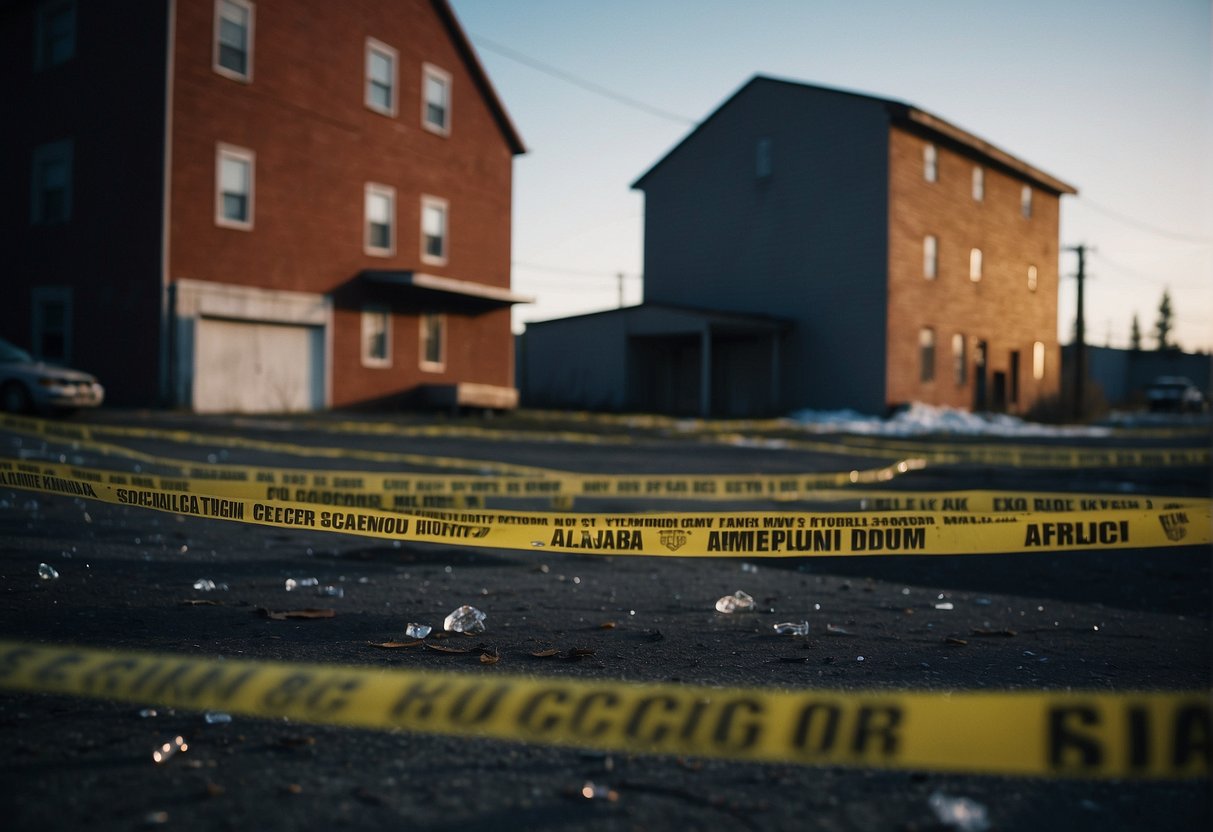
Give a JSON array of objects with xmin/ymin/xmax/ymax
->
[
  {"xmin": 1145, "ymin": 376, "xmax": 1207, "ymax": 414},
  {"xmin": 0, "ymin": 337, "xmax": 105, "ymax": 415}
]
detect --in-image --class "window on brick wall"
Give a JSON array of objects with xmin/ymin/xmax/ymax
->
[
  {"xmin": 420, "ymin": 313, "xmax": 445, "ymax": 371},
  {"xmin": 361, "ymin": 306, "xmax": 391, "ymax": 367},
  {"xmin": 216, "ymin": 144, "xmax": 254, "ymax": 229},
  {"xmin": 923, "ymin": 234, "xmax": 938, "ymax": 279},
  {"xmin": 972, "ymin": 166, "xmax": 984, "ymax": 201},
  {"xmin": 919, "ymin": 327, "xmax": 936, "ymax": 382},
  {"xmin": 31, "ymin": 139, "xmax": 72, "ymax": 224},
  {"xmin": 422, "ymin": 63, "xmax": 452, "ymax": 134},
  {"xmin": 34, "ymin": 0, "xmax": 76, "ymax": 70},
  {"xmin": 1033, "ymin": 341, "xmax": 1046, "ymax": 380},
  {"xmin": 1027, "ymin": 264, "xmax": 1038, "ymax": 292},
  {"xmin": 969, "ymin": 248, "xmax": 982, "ymax": 282},
  {"xmin": 421, "ymin": 196, "xmax": 448, "ymax": 265},
  {"xmin": 1021, "ymin": 185, "xmax": 1033, "ymax": 218},
  {"xmin": 366, "ymin": 39, "xmax": 397, "ymax": 116},
  {"xmin": 923, "ymin": 143, "xmax": 938, "ymax": 182},
  {"xmin": 952, "ymin": 333, "xmax": 966, "ymax": 385},
  {"xmin": 364, "ymin": 184, "xmax": 395, "ymax": 255},
  {"xmin": 214, "ymin": 0, "xmax": 253, "ymax": 82}
]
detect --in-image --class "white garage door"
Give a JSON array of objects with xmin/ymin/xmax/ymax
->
[{"xmin": 194, "ymin": 318, "xmax": 324, "ymax": 413}]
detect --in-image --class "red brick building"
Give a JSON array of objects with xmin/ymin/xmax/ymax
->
[{"xmin": 2, "ymin": 0, "xmax": 527, "ymax": 412}]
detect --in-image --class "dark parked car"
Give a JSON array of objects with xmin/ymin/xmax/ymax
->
[
  {"xmin": 1144, "ymin": 376, "xmax": 1207, "ymax": 413},
  {"xmin": 0, "ymin": 337, "xmax": 105, "ymax": 414}
]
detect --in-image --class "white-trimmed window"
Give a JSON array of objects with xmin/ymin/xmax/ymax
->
[
  {"xmin": 919, "ymin": 327, "xmax": 936, "ymax": 383},
  {"xmin": 923, "ymin": 234, "xmax": 937, "ymax": 279},
  {"xmin": 1033, "ymin": 341, "xmax": 1046, "ymax": 380},
  {"xmin": 364, "ymin": 184, "xmax": 395, "ymax": 256},
  {"xmin": 422, "ymin": 63, "xmax": 452, "ymax": 134},
  {"xmin": 1021, "ymin": 185, "xmax": 1033, "ymax": 218},
  {"xmin": 34, "ymin": 0, "xmax": 76, "ymax": 70},
  {"xmin": 1027, "ymin": 265, "xmax": 1038, "ymax": 292},
  {"xmin": 32, "ymin": 286, "xmax": 72, "ymax": 362},
  {"xmin": 216, "ymin": 144, "xmax": 254, "ymax": 229},
  {"xmin": 952, "ymin": 333, "xmax": 966, "ymax": 385},
  {"xmin": 972, "ymin": 166, "xmax": 984, "ymax": 201},
  {"xmin": 31, "ymin": 139, "xmax": 73, "ymax": 224},
  {"xmin": 421, "ymin": 196, "xmax": 448, "ymax": 265},
  {"xmin": 969, "ymin": 248, "xmax": 982, "ymax": 282},
  {"xmin": 214, "ymin": 0, "xmax": 253, "ymax": 82},
  {"xmin": 366, "ymin": 39, "xmax": 397, "ymax": 116},
  {"xmin": 361, "ymin": 306, "xmax": 391, "ymax": 367},
  {"xmin": 923, "ymin": 143, "xmax": 938, "ymax": 182},
  {"xmin": 419, "ymin": 313, "xmax": 445, "ymax": 372}
]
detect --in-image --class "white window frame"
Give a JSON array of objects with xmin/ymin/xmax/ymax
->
[
  {"xmin": 360, "ymin": 305, "xmax": 391, "ymax": 368},
  {"xmin": 421, "ymin": 63, "xmax": 452, "ymax": 135},
  {"xmin": 31, "ymin": 139, "xmax": 73, "ymax": 225},
  {"xmin": 31, "ymin": 286, "xmax": 73, "ymax": 362},
  {"xmin": 969, "ymin": 248, "xmax": 983, "ymax": 283},
  {"xmin": 972, "ymin": 166, "xmax": 984, "ymax": 201},
  {"xmin": 952, "ymin": 333, "xmax": 966, "ymax": 386},
  {"xmin": 34, "ymin": 0, "xmax": 76, "ymax": 70},
  {"xmin": 215, "ymin": 144, "xmax": 254, "ymax": 230},
  {"xmin": 364, "ymin": 183, "xmax": 396, "ymax": 256},
  {"xmin": 923, "ymin": 234, "xmax": 937, "ymax": 279},
  {"xmin": 1033, "ymin": 341, "xmax": 1046, "ymax": 380},
  {"xmin": 420, "ymin": 195, "xmax": 448, "ymax": 266},
  {"xmin": 919, "ymin": 327, "xmax": 936, "ymax": 383},
  {"xmin": 923, "ymin": 143, "xmax": 938, "ymax": 182},
  {"xmin": 1027, "ymin": 264, "xmax": 1038, "ymax": 292},
  {"xmin": 213, "ymin": 0, "xmax": 254, "ymax": 83},
  {"xmin": 419, "ymin": 313, "xmax": 446, "ymax": 372},
  {"xmin": 365, "ymin": 38, "xmax": 398, "ymax": 116},
  {"xmin": 1021, "ymin": 185, "xmax": 1033, "ymax": 218}
]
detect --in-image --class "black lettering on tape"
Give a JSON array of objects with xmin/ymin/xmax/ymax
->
[{"xmin": 1049, "ymin": 706, "xmax": 1103, "ymax": 770}]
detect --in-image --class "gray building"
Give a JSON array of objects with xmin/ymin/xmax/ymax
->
[{"xmin": 521, "ymin": 75, "xmax": 1073, "ymax": 417}]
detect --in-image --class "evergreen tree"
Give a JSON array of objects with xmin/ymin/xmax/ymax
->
[
  {"xmin": 1154, "ymin": 290, "xmax": 1174, "ymax": 351},
  {"xmin": 1129, "ymin": 314, "xmax": 1142, "ymax": 351}
]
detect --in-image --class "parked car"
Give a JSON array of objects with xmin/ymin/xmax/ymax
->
[
  {"xmin": 0, "ymin": 337, "xmax": 105, "ymax": 415},
  {"xmin": 1144, "ymin": 376, "xmax": 1207, "ymax": 413}
]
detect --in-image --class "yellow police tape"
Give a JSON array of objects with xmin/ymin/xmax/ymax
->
[
  {"xmin": 3, "ymin": 455, "xmax": 1207, "ymax": 518},
  {"xmin": 0, "ymin": 640, "xmax": 1206, "ymax": 779},
  {"xmin": 4, "ymin": 412, "xmax": 1210, "ymax": 470},
  {"xmin": 2, "ymin": 458, "xmax": 1209, "ymax": 556}
]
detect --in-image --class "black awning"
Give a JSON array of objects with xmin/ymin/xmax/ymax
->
[{"xmin": 359, "ymin": 270, "xmax": 533, "ymax": 314}]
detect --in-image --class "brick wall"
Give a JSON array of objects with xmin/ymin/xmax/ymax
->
[
  {"xmin": 886, "ymin": 126, "xmax": 1062, "ymax": 413},
  {"xmin": 168, "ymin": 0, "xmax": 516, "ymax": 407}
]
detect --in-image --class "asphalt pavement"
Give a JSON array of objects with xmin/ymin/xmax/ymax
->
[{"xmin": 0, "ymin": 410, "xmax": 1209, "ymax": 831}]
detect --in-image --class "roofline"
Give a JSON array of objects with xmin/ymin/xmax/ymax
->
[
  {"xmin": 631, "ymin": 74, "xmax": 1076, "ymax": 196},
  {"xmin": 432, "ymin": 0, "xmax": 526, "ymax": 155},
  {"xmin": 522, "ymin": 301, "xmax": 793, "ymax": 329}
]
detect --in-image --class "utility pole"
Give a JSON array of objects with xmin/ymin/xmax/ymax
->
[
  {"xmin": 1064, "ymin": 244, "xmax": 1089, "ymax": 421},
  {"xmin": 616, "ymin": 272, "xmax": 625, "ymax": 308}
]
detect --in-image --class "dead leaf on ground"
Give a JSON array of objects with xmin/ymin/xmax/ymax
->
[
  {"xmin": 599, "ymin": 621, "xmax": 617, "ymax": 629},
  {"xmin": 369, "ymin": 640, "xmax": 424, "ymax": 649},
  {"xmin": 480, "ymin": 650, "xmax": 501, "ymax": 664},
  {"xmin": 971, "ymin": 628, "xmax": 1017, "ymax": 637},
  {"xmin": 257, "ymin": 608, "xmax": 335, "ymax": 620},
  {"xmin": 181, "ymin": 599, "xmax": 222, "ymax": 606},
  {"xmin": 944, "ymin": 637, "xmax": 969, "ymax": 646},
  {"xmin": 530, "ymin": 647, "xmax": 560, "ymax": 658},
  {"xmin": 566, "ymin": 647, "xmax": 595, "ymax": 660},
  {"xmin": 425, "ymin": 643, "xmax": 473, "ymax": 654}
]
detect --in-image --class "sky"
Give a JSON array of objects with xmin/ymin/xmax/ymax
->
[{"xmin": 449, "ymin": 0, "xmax": 1212, "ymax": 353}]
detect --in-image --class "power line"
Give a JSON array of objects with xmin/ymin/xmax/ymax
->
[
  {"xmin": 513, "ymin": 261, "xmax": 641, "ymax": 280},
  {"xmin": 1077, "ymin": 199, "xmax": 1213, "ymax": 245},
  {"xmin": 468, "ymin": 34, "xmax": 698, "ymax": 126}
]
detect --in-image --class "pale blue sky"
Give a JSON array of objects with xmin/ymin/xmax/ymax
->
[{"xmin": 450, "ymin": 0, "xmax": 1212, "ymax": 352}]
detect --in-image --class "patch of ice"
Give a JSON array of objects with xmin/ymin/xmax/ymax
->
[{"xmin": 787, "ymin": 402, "xmax": 1115, "ymax": 438}]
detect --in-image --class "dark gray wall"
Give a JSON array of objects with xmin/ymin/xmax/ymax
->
[
  {"xmin": 1067, "ymin": 345, "xmax": 1212, "ymax": 405},
  {"xmin": 518, "ymin": 312, "xmax": 630, "ymax": 411},
  {"xmin": 637, "ymin": 79, "xmax": 891, "ymax": 414}
]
